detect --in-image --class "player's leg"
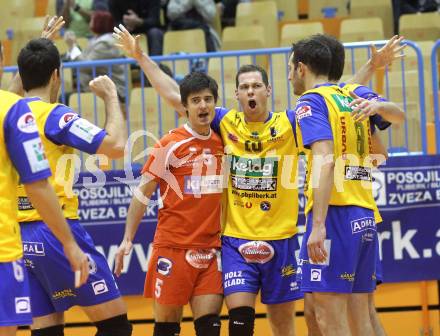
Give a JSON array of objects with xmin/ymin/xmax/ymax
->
[
  {"xmin": 0, "ymin": 260, "xmax": 32, "ymax": 336},
  {"xmin": 222, "ymin": 236, "xmax": 261, "ymax": 336},
  {"xmin": 261, "ymin": 236, "xmax": 303, "ymax": 336},
  {"xmin": 266, "ymin": 301, "xmax": 295, "ymax": 336},
  {"xmin": 368, "ymin": 293, "xmax": 386, "ymax": 336},
  {"xmin": 153, "ymin": 302, "xmax": 184, "ymax": 336},
  {"xmin": 190, "ymin": 294, "xmax": 223, "ymax": 336},
  {"xmin": 313, "ymin": 292, "xmax": 351, "ymax": 335},
  {"xmin": 145, "ymin": 247, "xmax": 200, "ymax": 336},
  {"xmin": 303, "ymin": 293, "xmax": 323, "ymax": 336},
  {"xmin": 189, "ymin": 250, "xmax": 223, "ymax": 336},
  {"xmin": 22, "ymin": 220, "xmax": 128, "ymax": 336},
  {"xmin": 348, "ymin": 293, "xmax": 375, "ymax": 336}
]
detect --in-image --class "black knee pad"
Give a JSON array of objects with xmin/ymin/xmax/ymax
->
[
  {"xmin": 31, "ymin": 324, "xmax": 64, "ymax": 336},
  {"xmin": 153, "ymin": 322, "xmax": 181, "ymax": 336},
  {"xmin": 94, "ymin": 314, "xmax": 132, "ymax": 336},
  {"xmin": 194, "ymin": 314, "xmax": 221, "ymax": 336},
  {"xmin": 228, "ymin": 306, "xmax": 255, "ymax": 336}
]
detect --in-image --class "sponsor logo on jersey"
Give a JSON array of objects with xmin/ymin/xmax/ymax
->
[
  {"xmin": 22, "ymin": 138, "xmax": 49, "ymax": 173},
  {"xmin": 351, "ymin": 217, "xmax": 376, "ymax": 234},
  {"xmin": 17, "ymin": 112, "xmax": 38, "ymax": 133},
  {"xmin": 310, "ymin": 268, "xmax": 321, "ymax": 281},
  {"xmin": 339, "ymin": 272, "xmax": 355, "ymax": 282},
  {"xmin": 92, "ymin": 279, "xmax": 109, "ymax": 295},
  {"xmin": 231, "ymin": 176, "xmax": 277, "ymax": 192},
  {"xmin": 230, "ymin": 156, "xmax": 278, "ymax": 177},
  {"xmin": 238, "ymin": 241, "xmax": 275, "ymax": 264},
  {"xmin": 157, "ymin": 257, "xmax": 172, "ymax": 276},
  {"xmin": 185, "ymin": 249, "xmax": 216, "ymax": 269},
  {"xmin": 260, "ymin": 201, "xmax": 271, "ymax": 211},
  {"xmin": 184, "ymin": 175, "xmax": 223, "ymax": 194},
  {"xmin": 281, "ymin": 264, "xmax": 296, "ymax": 277},
  {"xmin": 69, "ymin": 118, "xmax": 102, "ymax": 144},
  {"xmin": 345, "ymin": 166, "xmax": 372, "ymax": 181},
  {"xmin": 18, "ymin": 196, "xmax": 34, "ymax": 211},
  {"xmin": 15, "ymin": 297, "xmax": 31, "ymax": 314},
  {"xmin": 295, "ymin": 105, "xmax": 312, "ymax": 120},
  {"xmin": 59, "ymin": 112, "xmax": 78, "ymax": 128},
  {"xmin": 52, "ymin": 289, "xmax": 77, "ymax": 300},
  {"xmin": 22, "ymin": 242, "xmax": 45, "ymax": 256},
  {"xmin": 228, "ymin": 133, "xmax": 238, "ymax": 142},
  {"xmin": 86, "ymin": 253, "xmax": 98, "ymax": 274},
  {"xmin": 331, "ymin": 94, "xmax": 354, "ymax": 113}
]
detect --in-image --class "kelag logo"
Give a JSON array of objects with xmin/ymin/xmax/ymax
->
[{"xmin": 230, "ymin": 155, "xmax": 278, "ymax": 177}]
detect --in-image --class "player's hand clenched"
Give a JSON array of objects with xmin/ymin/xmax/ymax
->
[
  {"xmin": 89, "ymin": 75, "xmax": 118, "ymax": 100},
  {"xmin": 114, "ymin": 238, "xmax": 133, "ymax": 277},
  {"xmin": 63, "ymin": 241, "xmax": 90, "ymax": 288}
]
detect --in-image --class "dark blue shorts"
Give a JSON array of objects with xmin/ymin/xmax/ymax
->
[
  {"xmin": 298, "ymin": 206, "xmax": 378, "ymax": 294},
  {"xmin": 21, "ymin": 219, "xmax": 121, "ymax": 317},
  {"xmin": 221, "ymin": 235, "xmax": 303, "ymax": 304},
  {"xmin": 0, "ymin": 259, "xmax": 32, "ymax": 326}
]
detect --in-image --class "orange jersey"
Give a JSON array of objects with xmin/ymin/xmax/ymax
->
[{"xmin": 142, "ymin": 124, "xmax": 224, "ymax": 249}]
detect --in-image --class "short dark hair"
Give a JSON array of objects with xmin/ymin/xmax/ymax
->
[
  {"xmin": 17, "ymin": 38, "xmax": 61, "ymax": 91},
  {"xmin": 179, "ymin": 71, "xmax": 218, "ymax": 106},
  {"xmin": 310, "ymin": 34, "xmax": 345, "ymax": 81},
  {"xmin": 290, "ymin": 38, "xmax": 332, "ymax": 78},
  {"xmin": 235, "ymin": 64, "xmax": 269, "ymax": 88}
]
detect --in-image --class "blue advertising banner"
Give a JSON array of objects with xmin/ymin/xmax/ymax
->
[{"xmin": 73, "ymin": 155, "xmax": 440, "ymax": 295}]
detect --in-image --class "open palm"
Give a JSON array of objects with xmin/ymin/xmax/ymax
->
[{"xmin": 113, "ymin": 24, "xmax": 143, "ymax": 60}]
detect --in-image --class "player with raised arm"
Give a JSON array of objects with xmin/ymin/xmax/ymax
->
[
  {"xmin": 297, "ymin": 34, "xmax": 405, "ymax": 336},
  {"xmin": 0, "ymin": 40, "xmax": 89, "ymax": 336},
  {"xmin": 11, "ymin": 37, "xmax": 131, "ymax": 336},
  {"xmin": 115, "ymin": 72, "xmax": 224, "ymax": 336}
]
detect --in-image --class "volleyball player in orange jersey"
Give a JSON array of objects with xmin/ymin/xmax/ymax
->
[{"xmin": 115, "ymin": 72, "xmax": 225, "ymax": 336}]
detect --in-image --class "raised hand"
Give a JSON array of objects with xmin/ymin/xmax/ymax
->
[
  {"xmin": 113, "ymin": 24, "xmax": 144, "ymax": 61},
  {"xmin": 369, "ymin": 35, "xmax": 406, "ymax": 69},
  {"xmin": 41, "ymin": 15, "xmax": 65, "ymax": 41}
]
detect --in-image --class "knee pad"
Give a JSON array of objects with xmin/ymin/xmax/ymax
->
[
  {"xmin": 153, "ymin": 322, "xmax": 181, "ymax": 336},
  {"xmin": 228, "ymin": 306, "xmax": 255, "ymax": 336},
  {"xmin": 94, "ymin": 314, "xmax": 132, "ymax": 336},
  {"xmin": 194, "ymin": 314, "xmax": 221, "ymax": 336},
  {"xmin": 31, "ymin": 325, "xmax": 64, "ymax": 336}
]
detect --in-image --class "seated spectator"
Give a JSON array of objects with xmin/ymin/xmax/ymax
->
[
  {"xmin": 64, "ymin": 11, "xmax": 127, "ymax": 102},
  {"xmin": 109, "ymin": 0, "xmax": 164, "ymax": 55},
  {"xmin": 57, "ymin": 0, "xmax": 109, "ymax": 37},
  {"xmin": 167, "ymin": 0, "xmax": 220, "ymax": 52}
]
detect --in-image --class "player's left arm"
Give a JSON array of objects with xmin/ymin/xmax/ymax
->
[{"xmin": 347, "ymin": 35, "xmax": 406, "ymax": 86}]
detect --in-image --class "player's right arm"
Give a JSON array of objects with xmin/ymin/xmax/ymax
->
[
  {"xmin": 113, "ymin": 24, "xmax": 186, "ymax": 116},
  {"xmin": 5, "ymin": 99, "xmax": 89, "ymax": 287},
  {"xmin": 114, "ymin": 175, "xmax": 158, "ymax": 276}
]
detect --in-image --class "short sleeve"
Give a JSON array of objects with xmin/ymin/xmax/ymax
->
[
  {"xmin": 211, "ymin": 107, "xmax": 229, "ymax": 135},
  {"xmin": 45, "ymin": 105, "xmax": 107, "ymax": 154},
  {"xmin": 4, "ymin": 100, "xmax": 51, "ymax": 184},
  {"xmin": 295, "ymin": 93, "xmax": 333, "ymax": 148}
]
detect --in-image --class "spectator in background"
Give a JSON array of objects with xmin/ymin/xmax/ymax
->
[
  {"xmin": 167, "ymin": 0, "xmax": 220, "ymax": 52},
  {"xmin": 64, "ymin": 11, "xmax": 127, "ymax": 102},
  {"xmin": 109, "ymin": 0, "xmax": 164, "ymax": 55},
  {"xmin": 57, "ymin": 0, "xmax": 109, "ymax": 37}
]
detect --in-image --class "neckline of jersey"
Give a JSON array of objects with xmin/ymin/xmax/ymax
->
[{"xmin": 184, "ymin": 123, "xmax": 212, "ymax": 140}]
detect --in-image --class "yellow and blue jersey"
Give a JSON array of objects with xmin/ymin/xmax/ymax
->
[
  {"xmin": 211, "ymin": 107, "xmax": 299, "ymax": 240},
  {"xmin": 0, "ymin": 91, "xmax": 51, "ymax": 262},
  {"xmin": 17, "ymin": 97, "xmax": 106, "ymax": 223},
  {"xmin": 295, "ymin": 83, "xmax": 378, "ymax": 214}
]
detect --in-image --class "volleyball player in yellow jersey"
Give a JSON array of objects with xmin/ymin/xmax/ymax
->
[
  {"xmin": 0, "ymin": 42, "xmax": 89, "ymax": 336},
  {"xmin": 289, "ymin": 37, "xmax": 404, "ymax": 335},
  {"xmin": 297, "ymin": 34, "xmax": 405, "ymax": 336}
]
